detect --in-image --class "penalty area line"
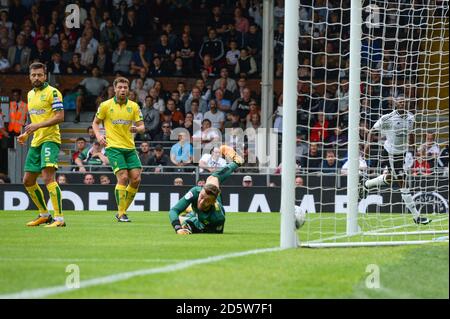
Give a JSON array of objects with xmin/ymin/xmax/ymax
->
[{"xmin": 0, "ymin": 247, "xmax": 282, "ymax": 299}]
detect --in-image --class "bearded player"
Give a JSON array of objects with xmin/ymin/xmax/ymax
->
[
  {"xmin": 17, "ymin": 62, "xmax": 65, "ymax": 227},
  {"xmin": 361, "ymin": 95, "xmax": 431, "ymax": 225},
  {"xmin": 169, "ymin": 145, "xmax": 244, "ymax": 235},
  {"xmin": 92, "ymin": 77, "xmax": 144, "ymax": 222}
]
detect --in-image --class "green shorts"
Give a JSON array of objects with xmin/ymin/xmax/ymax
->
[
  {"xmin": 24, "ymin": 142, "xmax": 60, "ymax": 173},
  {"xmin": 106, "ymin": 147, "xmax": 142, "ymax": 174}
]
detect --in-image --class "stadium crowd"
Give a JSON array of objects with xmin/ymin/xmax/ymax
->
[{"xmin": 0, "ymin": 0, "xmax": 448, "ymax": 186}]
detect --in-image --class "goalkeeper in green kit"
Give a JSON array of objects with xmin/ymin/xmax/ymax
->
[{"xmin": 169, "ymin": 145, "xmax": 244, "ymax": 235}]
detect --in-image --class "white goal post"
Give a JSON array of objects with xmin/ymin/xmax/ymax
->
[{"xmin": 280, "ymin": 0, "xmax": 449, "ymax": 248}]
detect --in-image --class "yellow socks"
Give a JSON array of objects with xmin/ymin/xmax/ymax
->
[
  {"xmin": 125, "ymin": 185, "xmax": 138, "ymax": 211},
  {"xmin": 115, "ymin": 184, "xmax": 127, "ymax": 216},
  {"xmin": 25, "ymin": 184, "xmax": 48, "ymax": 216},
  {"xmin": 46, "ymin": 182, "xmax": 63, "ymax": 219}
]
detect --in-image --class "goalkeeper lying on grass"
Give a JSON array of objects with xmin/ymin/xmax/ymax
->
[{"xmin": 169, "ymin": 145, "xmax": 244, "ymax": 235}]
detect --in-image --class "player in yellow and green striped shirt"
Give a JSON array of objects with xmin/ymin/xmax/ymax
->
[
  {"xmin": 17, "ymin": 62, "xmax": 66, "ymax": 227},
  {"xmin": 92, "ymin": 77, "xmax": 145, "ymax": 222}
]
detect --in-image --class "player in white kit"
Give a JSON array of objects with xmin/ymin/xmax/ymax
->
[{"xmin": 361, "ymin": 95, "xmax": 431, "ymax": 225}]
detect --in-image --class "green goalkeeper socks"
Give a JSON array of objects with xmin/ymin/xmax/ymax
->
[{"xmin": 211, "ymin": 162, "xmax": 240, "ymax": 184}]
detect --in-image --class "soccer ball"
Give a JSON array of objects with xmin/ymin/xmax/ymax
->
[{"xmin": 294, "ymin": 205, "xmax": 306, "ymax": 229}]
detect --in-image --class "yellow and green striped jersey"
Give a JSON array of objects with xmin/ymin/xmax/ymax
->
[
  {"xmin": 95, "ymin": 97, "xmax": 143, "ymax": 150},
  {"xmin": 27, "ymin": 82, "xmax": 64, "ymax": 147}
]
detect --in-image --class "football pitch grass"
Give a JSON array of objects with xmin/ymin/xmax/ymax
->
[{"xmin": 0, "ymin": 211, "xmax": 448, "ymax": 299}]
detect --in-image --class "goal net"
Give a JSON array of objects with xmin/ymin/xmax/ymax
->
[{"xmin": 291, "ymin": 0, "xmax": 449, "ymax": 247}]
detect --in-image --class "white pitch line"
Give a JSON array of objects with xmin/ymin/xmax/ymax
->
[{"xmin": 0, "ymin": 247, "xmax": 282, "ymax": 299}]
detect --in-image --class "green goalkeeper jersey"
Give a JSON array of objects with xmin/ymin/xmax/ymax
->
[{"xmin": 169, "ymin": 186, "xmax": 224, "ymax": 227}]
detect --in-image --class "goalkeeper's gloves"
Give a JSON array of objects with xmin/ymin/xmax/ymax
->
[{"xmin": 173, "ymin": 220, "xmax": 192, "ymax": 235}]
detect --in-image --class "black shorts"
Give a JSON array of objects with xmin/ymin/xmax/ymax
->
[{"xmin": 380, "ymin": 149, "xmax": 406, "ymax": 179}]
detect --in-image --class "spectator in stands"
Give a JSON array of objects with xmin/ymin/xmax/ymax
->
[
  {"xmin": 153, "ymin": 33, "xmax": 176, "ymax": 67},
  {"xmin": 274, "ymin": 22, "xmax": 284, "ymax": 65},
  {"xmin": 71, "ymin": 137, "xmax": 87, "ymax": 171},
  {"xmin": 93, "ymin": 43, "xmax": 113, "ymax": 74},
  {"xmin": 310, "ymin": 112, "xmax": 330, "ymax": 143},
  {"xmin": 301, "ymin": 142, "xmax": 322, "ymax": 170},
  {"xmin": 197, "ymin": 178, "xmax": 206, "ymax": 187},
  {"xmin": 295, "ymin": 176, "xmax": 304, "ymax": 187},
  {"xmin": 166, "ymin": 98, "xmax": 184, "ymax": 128},
  {"xmin": 232, "ymin": 87, "xmax": 252, "ymax": 122},
  {"xmin": 100, "ymin": 18, "xmax": 123, "ymax": 51},
  {"xmin": 147, "ymin": 86, "xmax": 164, "ymax": 113},
  {"xmin": 214, "ymin": 78, "xmax": 234, "ymax": 102},
  {"xmin": 193, "ymin": 78, "xmax": 211, "ymax": 103},
  {"xmin": 122, "ymin": 9, "xmax": 145, "ymax": 41},
  {"xmin": 213, "ymin": 87, "xmax": 233, "ymax": 114},
  {"xmin": 147, "ymin": 144, "xmax": 171, "ymax": 172},
  {"xmin": 75, "ymin": 141, "xmax": 109, "ymax": 172},
  {"xmin": 247, "ymin": 113, "xmax": 261, "ymax": 130},
  {"xmin": 213, "ymin": 67, "xmax": 237, "ymax": 94},
  {"xmin": 225, "ymin": 110, "xmax": 245, "ymax": 130},
  {"xmin": 148, "ymin": 56, "xmax": 167, "ymax": 77},
  {"xmin": 7, "ymin": 34, "xmax": 30, "ymax": 73},
  {"xmin": 47, "ymin": 52, "xmax": 67, "ymax": 75},
  {"xmin": 234, "ymin": 48, "xmax": 258, "ymax": 77},
  {"xmin": 235, "ymin": 76, "xmax": 248, "ymax": 100},
  {"xmin": 176, "ymin": 82, "xmax": 190, "ymax": 109},
  {"xmin": 29, "ymin": 38, "xmax": 51, "ymax": 65},
  {"xmin": 245, "ymin": 23, "xmax": 262, "ymax": 58},
  {"xmin": 199, "ymin": 28, "xmax": 224, "ymax": 67},
  {"xmin": 154, "ymin": 122, "xmax": 173, "ymax": 144},
  {"xmin": 412, "ymin": 149, "xmax": 432, "ymax": 176},
  {"xmin": 0, "ymin": 48, "xmax": 9, "ymax": 72},
  {"xmin": 234, "ymin": 7, "xmax": 249, "ymax": 33},
  {"xmin": 83, "ymin": 173, "xmax": 96, "ymax": 185},
  {"xmin": 174, "ymin": 177, "xmax": 184, "ymax": 186},
  {"xmin": 130, "ymin": 42, "xmax": 152, "ymax": 75},
  {"xmin": 327, "ymin": 124, "xmax": 348, "ymax": 145},
  {"xmin": 336, "ymin": 78, "xmax": 349, "ymax": 113},
  {"xmin": 140, "ymin": 96, "xmax": 160, "ymax": 140},
  {"xmin": 199, "ymin": 54, "xmax": 218, "ymax": 77},
  {"xmin": 130, "ymin": 68, "xmax": 155, "ymax": 92},
  {"xmin": 193, "ymin": 119, "xmax": 220, "ymax": 146},
  {"xmin": 132, "ymin": 78, "xmax": 147, "ymax": 105},
  {"xmin": 204, "ymin": 99, "xmax": 225, "ymax": 131},
  {"xmin": 183, "ymin": 112, "xmax": 194, "ymax": 137},
  {"xmin": 170, "ymin": 131, "xmax": 193, "ymax": 169},
  {"xmin": 245, "ymin": 100, "xmax": 260, "ymax": 125},
  {"xmin": 176, "ymin": 32, "xmax": 196, "ymax": 75},
  {"xmin": 242, "ymin": 175, "xmax": 253, "ymax": 187},
  {"xmin": 185, "ymin": 87, "xmax": 208, "ymax": 114},
  {"xmin": 67, "ymin": 53, "xmax": 88, "ymax": 75},
  {"xmin": 418, "ymin": 133, "xmax": 441, "ymax": 168},
  {"xmin": 172, "ymin": 57, "xmax": 187, "ymax": 77},
  {"xmin": 79, "ymin": 66, "xmax": 109, "ymax": 109},
  {"xmin": 207, "ymin": 5, "xmax": 227, "ymax": 34},
  {"xmin": 199, "ymin": 147, "xmax": 227, "ymax": 173},
  {"xmin": 57, "ymin": 174, "xmax": 68, "ymax": 185},
  {"xmin": 225, "ymin": 39, "xmax": 240, "ymax": 71},
  {"xmin": 321, "ymin": 150, "xmax": 340, "ymax": 173},
  {"xmin": 112, "ymin": 39, "xmax": 132, "ymax": 74},
  {"xmin": 0, "ymin": 26, "xmax": 12, "ymax": 52},
  {"xmin": 58, "ymin": 38, "xmax": 73, "ymax": 66},
  {"xmin": 75, "ymin": 36, "xmax": 95, "ymax": 69},
  {"xmin": 139, "ymin": 141, "xmax": 153, "ymax": 166},
  {"xmin": 100, "ymin": 175, "xmax": 111, "ymax": 185}
]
